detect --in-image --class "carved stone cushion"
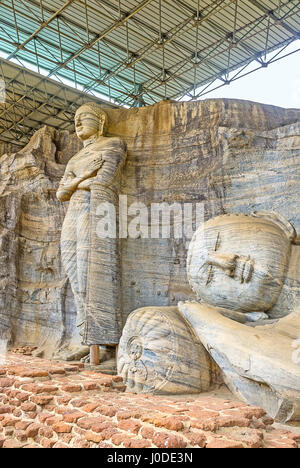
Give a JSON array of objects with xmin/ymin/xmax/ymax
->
[
  {"xmin": 187, "ymin": 213, "xmax": 296, "ymax": 313},
  {"xmin": 117, "ymin": 306, "xmax": 212, "ymax": 394}
]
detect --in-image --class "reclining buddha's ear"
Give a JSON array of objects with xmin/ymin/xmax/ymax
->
[{"xmin": 252, "ymin": 211, "xmax": 297, "ymax": 244}]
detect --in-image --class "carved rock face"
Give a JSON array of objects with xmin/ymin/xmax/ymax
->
[{"xmin": 187, "ymin": 213, "xmax": 295, "ymax": 313}]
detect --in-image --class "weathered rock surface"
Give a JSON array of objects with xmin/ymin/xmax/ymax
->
[
  {"xmin": 0, "ymin": 99, "xmax": 299, "ymax": 355},
  {"xmin": 0, "ymin": 127, "xmax": 81, "ymax": 354}
]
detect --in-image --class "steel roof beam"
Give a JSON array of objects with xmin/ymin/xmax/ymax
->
[
  {"xmin": 48, "ymin": 0, "xmax": 156, "ymax": 78},
  {"xmin": 247, "ymin": 0, "xmax": 300, "ymax": 37},
  {"xmin": 6, "ymin": 0, "xmax": 75, "ymax": 61}
]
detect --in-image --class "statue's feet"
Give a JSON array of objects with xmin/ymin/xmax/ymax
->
[{"xmin": 53, "ymin": 344, "xmax": 90, "ymax": 362}]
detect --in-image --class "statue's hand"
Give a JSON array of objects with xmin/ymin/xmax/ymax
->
[
  {"xmin": 77, "ymin": 178, "xmax": 95, "ymax": 190},
  {"xmin": 82, "ymin": 159, "xmax": 103, "ymax": 180}
]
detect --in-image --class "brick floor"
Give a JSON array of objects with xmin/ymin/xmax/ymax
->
[{"xmin": 0, "ymin": 352, "xmax": 299, "ymax": 448}]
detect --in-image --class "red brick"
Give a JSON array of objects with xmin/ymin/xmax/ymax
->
[
  {"xmin": 207, "ymin": 438, "xmax": 244, "ymax": 449},
  {"xmin": 2, "ymin": 439, "xmax": 24, "ymax": 448},
  {"xmin": 141, "ymin": 427, "xmax": 155, "ymax": 439},
  {"xmin": 153, "ymin": 416, "xmax": 184, "ymax": 431},
  {"xmin": 0, "ymin": 405, "xmax": 13, "ymax": 414},
  {"xmin": 101, "ymin": 428, "xmax": 118, "ymax": 440},
  {"xmin": 20, "ymin": 370, "xmax": 49, "ymax": 378},
  {"xmin": 71, "ymin": 398, "xmax": 90, "ymax": 408},
  {"xmin": 118, "ymin": 419, "xmax": 141, "ymax": 434},
  {"xmin": 56, "ymin": 396, "xmax": 72, "ymax": 405},
  {"xmin": 216, "ymin": 416, "xmax": 251, "ymax": 428},
  {"xmin": 97, "ymin": 377, "xmax": 113, "ymax": 387},
  {"xmin": 190, "ymin": 409, "xmax": 219, "ymax": 419},
  {"xmin": 52, "ymin": 422, "xmax": 72, "ymax": 433},
  {"xmin": 63, "ymin": 411, "xmax": 85, "ymax": 423},
  {"xmin": 262, "ymin": 416, "xmax": 274, "ymax": 426},
  {"xmin": 185, "ymin": 431, "xmax": 207, "ymax": 447},
  {"xmin": 39, "ymin": 426, "xmax": 54, "ymax": 438},
  {"xmin": 15, "ymin": 420, "xmax": 32, "ymax": 430},
  {"xmin": 26, "ymin": 423, "xmax": 43, "ymax": 438},
  {"xmin": 73, "ymin": 438, "xmax": 91, "ymax": 448},
  {"xmin": 112, "ymin": 376, "xmax": 123, "ymax": 383},
  {"xmin": 152, "ymin": 432, "xmax": 187, "ymax": 448},
  {"xmin": 46, "ymin": 416, "xmax": 63, "ymax": 426},
  {"xmin": 97, "ymin": 405, "xmax": 117, "ymax": 417},
  {"xmin": 61, "ymin": 384, "xmax": 82, "ymax": 393},
  {"xmin": 20, "ymin": 384, "xmax": 39, "ymax": 393},
  {"xmin": 219, "ymin": 428, "xmax": 263, "ymax": 448},
  {"xmin": 82, "ymin": 382, "xmax": 98, "ymax": 391},
  {"xmin": 81, "ymin": 403, "xmax": 99, "ymax": 413},
  {"xmin": 15, "ymin": 391, "xmax": 30, "ymax": 402},
  {"xmin": 41, "ymin": 438, "xmax": 56, "ymax": 448},
  {"xmin": 117, "ymin": 410, "xmax": 142, "ymax": 420},
  {"xmin": 124, "ymin": 439, "xmax": 152, "ymax": 448},
  {"xmin": 77, "ymin": 416, "xmax": 106, "ymax": 430},
  {"xmin": 38, "ymin": 412, "xmax": 53, "ymax": 423},
  {"xmin": 36, "ymin": 385, "xmax": 58, "ymax": 394},
  {"xmin": 60, "ymin": 433, "xmax": 73, "ymax": 444},
  {"xmin": 233, "ymin": 407, "xmax": 266, "ymax": 420},
  {"xmin": 191, "ymin": 419, "xmax": 218, "ymax": 432},
  {"xmin": 111, "ymin": 433, "xmax": 133, "ymax": 446},
  {"xmin": 21, "ymin": 402, "xmax": 37, "ymax": 412},
  {"xmin": 90, "ymin": 421, "xmax": 115, "ymax": 433},
  {"xmin": 1, "ymin": 416, "xmax": 19, "ymax": 427},
  {"xmin": 49, "ymin": 368, "xmax": 66, "ymax": 375},
  {"xmin": 265, "ymin": 440, "xmax": 297, "ymax": 449},
  {"xmin": 85, "ymin": 431, "xmax": 104, "ymax": 443},
  {"xmin": 0, "ymin": 378, "xmax": 15, "ymax": 387},
  {"xmin": 30, "ymin": 395, "xmax": 53, "ymax": 406},
  {"xmin": 15, "ymin": 430, "xmax": 27, "ymax": 442},
  {"xmin": 98, "ymin": 441, "xmax": 114, "ymax": 447}
]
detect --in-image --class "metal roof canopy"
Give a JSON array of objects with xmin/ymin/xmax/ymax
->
[
  {"xmin": 0, "ymin": 58, "xmax": 118, "ymax": 146},
  {"xmin": 0, "ymin": 0, "xmax": 299, "ymax": 145}
]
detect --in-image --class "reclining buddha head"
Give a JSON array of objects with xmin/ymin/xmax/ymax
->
[{"xmin": 187, "ymin": 212, "xmax": 296, "ymax": 313}]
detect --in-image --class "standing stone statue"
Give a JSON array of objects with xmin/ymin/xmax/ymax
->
[{"xmin": 56, "ymin": 102, "xmax": 126, "ymax": 361}]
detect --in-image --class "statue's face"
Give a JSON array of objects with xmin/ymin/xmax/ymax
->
[
  {"xmin": 187, "ymin": 214, "xmax": 292, "ymax": 313},
  {"xmin": 75, "ymin": 109, "xmax": 99, "ymax": 141}
]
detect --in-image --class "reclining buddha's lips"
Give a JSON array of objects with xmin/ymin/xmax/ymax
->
[{"xmin": 239, "ymin": 256, "xmax": 254, "ymax": 283}]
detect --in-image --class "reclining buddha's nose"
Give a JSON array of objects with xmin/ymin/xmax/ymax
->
[
  {"xmin": 206, "ymin": 252, "xmax": 238, "ymax": 277},
  {"xmin": 206, "ymin": 252, "xmax": 254, "ymax": 283}
]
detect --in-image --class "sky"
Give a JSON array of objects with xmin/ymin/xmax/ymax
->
[
  {"xmin": 0, "ymin": 40, "xmax": 299, "ymax": 109},
  {"xmin": 186, "ymin": 40, "xmax": 300, "ymax": 109}
]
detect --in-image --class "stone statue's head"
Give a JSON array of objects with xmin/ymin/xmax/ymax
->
[
  {"xmin": 75, "ymin": 102, "xmax": 108, "ymax": 141},
  {"xmin": 187, "ymin": 212, "xmax": 296, "ymax": 313}
]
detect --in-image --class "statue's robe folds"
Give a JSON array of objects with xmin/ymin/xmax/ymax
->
[
  {"xmin": 58, "ymin": 137, "xmax": 126, "ymax": 345},
  {"xmin": 84, "ymin": 138, "xmax": 127, "ymax": 345}
]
